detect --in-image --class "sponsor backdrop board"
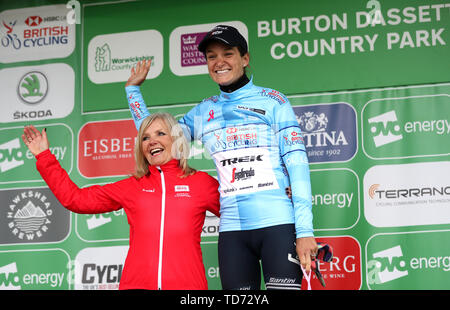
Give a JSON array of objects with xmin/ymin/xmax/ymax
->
[{"xmin": 0, "ymin": 0, "xmax": 448, "ymax": 290}]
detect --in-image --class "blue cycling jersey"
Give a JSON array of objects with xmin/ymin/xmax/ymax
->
[{"xmin": 126, "ymin": 78, "xmax": 313, "ymax": 238}]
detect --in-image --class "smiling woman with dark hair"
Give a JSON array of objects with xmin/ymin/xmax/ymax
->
[{"xmin": 125, "ymin": 25, "xmax": 317, "ymax": 290}]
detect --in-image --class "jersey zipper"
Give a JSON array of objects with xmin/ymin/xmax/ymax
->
[{"xmin": 157, "ymin": 167, "xmax": 166, "ymax": 290}]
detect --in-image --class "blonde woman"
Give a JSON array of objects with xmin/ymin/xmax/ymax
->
[{"xmin": 22, "ymin": 113, "xmax": 220, "ymax": 290}]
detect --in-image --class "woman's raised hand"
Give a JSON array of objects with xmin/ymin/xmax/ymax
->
[{"xmin": 125, "ymin": 59, "xmax": 152, "ymax": 87}]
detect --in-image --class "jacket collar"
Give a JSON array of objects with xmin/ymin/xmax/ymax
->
[{"xmin": 148, "ymin": 158, "xmax": 182, "ymax": 175}]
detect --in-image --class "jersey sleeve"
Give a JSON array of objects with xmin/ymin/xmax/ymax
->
[
  {"xmin": 125, "ymin": 85, "xmax": 151, "ymax": 131},
  {"xmin": 35, "ymin": 149, "xmax": 124, "ymax": 214},
  {"xmin": 273, "ymin": 96, "xmax": 314, "ymax": 239},
  {"xmin": 125, "ymin": 85, "xmax": 196, "ymax": 141}
]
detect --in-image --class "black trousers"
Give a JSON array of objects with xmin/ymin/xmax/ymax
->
[{"xmin": 218, "ymin": 224, "xmax": 303, "ymax": 290}]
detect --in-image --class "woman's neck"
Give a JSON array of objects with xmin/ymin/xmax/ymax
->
[{"xmin": 219, "ymin": 74, "xmax": 249, "ymax": 93}]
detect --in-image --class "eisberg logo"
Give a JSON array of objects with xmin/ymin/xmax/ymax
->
[{"xmin": 78, "ymin": 120, "xmax": 137, "ymax": 178}]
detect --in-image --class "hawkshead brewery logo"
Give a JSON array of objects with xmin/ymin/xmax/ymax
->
[{"xmin": 0, "ymin": 187, "xmax": 71, "ymax": 245}]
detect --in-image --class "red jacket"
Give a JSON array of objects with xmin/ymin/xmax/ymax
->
[{"xmin": 36, "ymin": 149, "xmax": 220, "ymax": 290}]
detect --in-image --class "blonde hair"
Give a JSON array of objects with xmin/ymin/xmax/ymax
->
[{"xmin": 134, "ymin": 113, "xmax": 196, "ymax": 178}]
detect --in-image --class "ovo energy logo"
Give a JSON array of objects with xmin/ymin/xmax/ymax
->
[
  {"xmin": 0, "ymin": 250, "xmax": 69, "ymax": 289},
  {"xmin": 367, "ymin": 110, "xmax": 402, "ymax": 147},
  {"xmin": 367, "ymin": 231, "xmax": 450, "ymax": 289},
  {"xmin": 367, "ymin": 245, "xmax": 408, "ymax": 285},
  {"xmin": 0, "ymin": 262, "xmax": 21, "ymax": 289},
  {"xmin": 362, "ymin": 94, "xmax": 450, "ymax": 159},
  {"xmin": 0, "ymin": 138, "xmax": 24, "ymax": 173}
]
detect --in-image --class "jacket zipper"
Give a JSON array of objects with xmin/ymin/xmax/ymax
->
[{"xmin": 157, "ymin": 167, "xmax": 166, "ymax": 290}]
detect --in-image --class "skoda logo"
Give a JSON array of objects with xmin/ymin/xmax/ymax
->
[{"xmin": 17, "ymin": 71, "xmax": 48, "ymax": 104}]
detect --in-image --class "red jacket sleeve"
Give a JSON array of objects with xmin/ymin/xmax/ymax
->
[{"xmin": 35, "ymin": 149, "xmax": 124, "ymax": 214}]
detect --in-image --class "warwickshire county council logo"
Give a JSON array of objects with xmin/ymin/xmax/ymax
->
[
  {"xmin": 17, "ymin": 71, "xmax": 48, "ymax": 104},
  {"xmin": 94, "ymin": 43, "xmax": 111, "ymax": 72}
]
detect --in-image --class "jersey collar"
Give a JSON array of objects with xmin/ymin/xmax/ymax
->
[{"xmin": 219, "ymin": 76, "xmax": 254, "ymax": 101}]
